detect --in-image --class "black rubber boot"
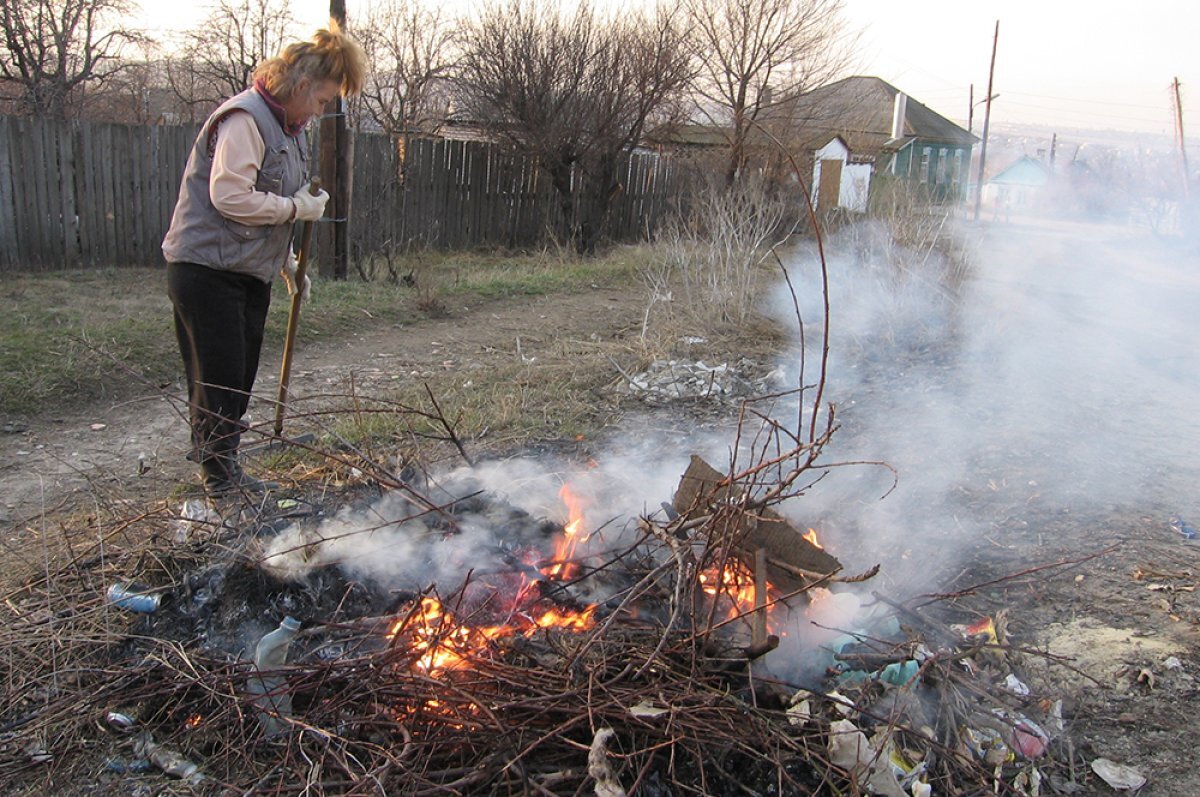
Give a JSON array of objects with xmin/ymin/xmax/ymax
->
[{"xmin": 202, "ymin": 458, "xmax": 278, "ymax": 498}]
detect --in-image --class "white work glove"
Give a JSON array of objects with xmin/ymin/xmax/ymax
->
[
  {"xmin": 281, "ymin": 250, "xmax": 311, "ymax": 302},
  {"xmin": 291, "ymin": 182, "xmax": 329, "ymax": 222}
]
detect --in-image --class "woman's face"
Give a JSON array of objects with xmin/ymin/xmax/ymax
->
[{"xmin": 284, "ymin": 78, "xmax": 339, "ymax": 126}]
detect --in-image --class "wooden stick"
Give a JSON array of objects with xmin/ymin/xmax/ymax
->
[
  {"xmin": 752, "ymin": 547, "xmax": 768, "ymax": 649},
  {"xmin": 274, "ymin": 178, "xmax": 322, "ymax": 438}
]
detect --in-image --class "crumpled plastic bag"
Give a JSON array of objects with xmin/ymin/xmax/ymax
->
[
  {"xmin": 1090, "ymin": 758, "xmax": 1146, "ymax": 790},
  {"xmin": 828, "ymin": 718, "xmax": 874, "ymax": 777}
]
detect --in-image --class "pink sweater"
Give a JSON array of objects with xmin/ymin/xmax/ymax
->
[{"xmin": 209, "ymin": 111, "xmax": 298, "ymax": 226}]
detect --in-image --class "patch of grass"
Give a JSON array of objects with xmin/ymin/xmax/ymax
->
[
  {"xmin": 261, "ymin": 274, "xmax": 421, "ymax": 348},
  {"xmin": 414, "ymin": 247, "xmax": 645, "ymax": 299},
  {"xmin": 305, "ymin": 359, "xmax": 619, "ymax": 459},
  {"xmin": 0, "ymin": 248, "xmax": 650, "ymax": 418},
  {"xmin": 0, "ymin": 269, "xmax": 178, "ymax": 416}
]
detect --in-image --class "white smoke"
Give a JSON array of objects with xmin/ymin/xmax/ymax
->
[
  {"xmin": 259, "ymin": 208, "xmax": 1200, "ymax": 681},
  {"xmin": 762, "ymin": 212, "xmax": 1200, "ymax": 594},
  {"xmin": 257, "ymin": 447, "xmax": 705, "ymax": 594}
]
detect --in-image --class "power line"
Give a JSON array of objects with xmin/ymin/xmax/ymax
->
[
  {"xmin": 1000, "ymin": 89, "xmax": 1176, "ymax": 111},
  {"xmin": 997, "ymin": 99, "xmax": 1177, "ymax": 126}
]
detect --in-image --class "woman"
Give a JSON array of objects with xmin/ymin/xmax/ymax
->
[{"xmin": 163, "ymin": 27, "xmax": 367, "ymax": 497}]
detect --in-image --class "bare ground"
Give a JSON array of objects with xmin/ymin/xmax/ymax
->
[
  {"xmin": 0, "ymin": 286, "xmax": 650, "ymax": 529},
  {"xmin": 2, "ymin": 248, "xmax": 1199, "ymax": 794}
]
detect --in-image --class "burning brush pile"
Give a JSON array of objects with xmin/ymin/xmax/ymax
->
[{"xmin": 1, "ymin": 449, "xmax": 1074, "ymax": 796}]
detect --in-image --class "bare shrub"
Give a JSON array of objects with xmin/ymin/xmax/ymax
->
[
  {"xmin": 165, "ymin": 0, "xmax": 298, "ymax": 115},
  {"xmin": 457, "ymin": 0, "xmax": 690, "ymax": 253},
  {"xmin": 0, "ymin": 0, "xmax": 149, "ymax": 118},
  {"xmin": 814, "ymin": 177, "xmax": 976, "ymax": 360},
  {"xmin": 863, "ymin": 175, "xmax": 973, "ymax": 293},
  {"xmin": 357, "ymin": 0, "xmax": 456, "ymax": 136},
  {"xmin": 644, "ymin": 175, "xmax": 796, "ymax": 333}
]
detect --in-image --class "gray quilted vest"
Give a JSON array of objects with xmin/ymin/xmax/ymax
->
[{"xmin": 162, "ymin": 88, "xmax": 308, "ymax": 283}]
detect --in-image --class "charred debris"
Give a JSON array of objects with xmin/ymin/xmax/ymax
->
[{"xmin": 1, "ymin": 447, "xmax": 1091, "ymax": 796}]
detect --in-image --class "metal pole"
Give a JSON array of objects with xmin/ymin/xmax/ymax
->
[
  {"xmin": 972, "ymin": 21, "xmax": 999, "ymax": 222},
  {"xmin": 968, "ymin": 83, "xmax": 974, "ymax": 134},
  {"xmin": 1174, "ymin": 77, "xmax": 1190, "ymax": 198}
]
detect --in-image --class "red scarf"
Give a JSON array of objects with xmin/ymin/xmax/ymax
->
[{"xmin": 254, "ymin": 79, "xmax": 306, "ymax": 137}]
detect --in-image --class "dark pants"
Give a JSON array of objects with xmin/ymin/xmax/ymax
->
[{"xmin": 167, "ymin": 262, "xmax": 272, "ymax": 478}]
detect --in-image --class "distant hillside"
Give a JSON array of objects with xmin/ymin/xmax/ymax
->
[{"xmin": 988, "ymin": 120, "xmax": 1184, "ymax": 155}]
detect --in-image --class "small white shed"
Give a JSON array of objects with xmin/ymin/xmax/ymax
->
[{"xmin": 812, "ymin": 137, "xmax": 872, "ymax": 213}]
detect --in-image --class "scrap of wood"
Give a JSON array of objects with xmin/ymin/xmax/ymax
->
[
  {"xmin": 752, "ymin": 547, "xmax": 768, "ymax": 649},
  {"xmin": 743, "ymin": 635, "xmax": 780, "ymax": 660},
  {"xmin": 672, "ymin": 455, "xmax": 841, "ymax": 591}
]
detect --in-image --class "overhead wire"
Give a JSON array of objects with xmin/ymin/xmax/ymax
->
[
  {"xmin": 997, "ymin": 100, "xmax": 1175, "ymax": 127},
  {"xmin": 914, "ymin": 85, "xmax": 1193, "ymax": 131}
]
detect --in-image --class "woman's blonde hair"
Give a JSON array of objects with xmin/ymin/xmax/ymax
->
[{"xmin": 255, "ymin": 23, "xmax": 367, "ymax": 101}]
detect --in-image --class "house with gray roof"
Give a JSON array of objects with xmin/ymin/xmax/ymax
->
[{"xmin": 765, "ymin": 76, "xmax": 978, "ymax": 210}]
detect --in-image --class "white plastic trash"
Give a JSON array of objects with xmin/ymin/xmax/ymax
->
[{"xmin": 1091, "ymin": 758, "xmax": 1146, "ymax": 791}]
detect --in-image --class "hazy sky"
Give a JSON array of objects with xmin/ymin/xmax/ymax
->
[
  {"xmin": 141, "ymin": 0, "xmax": 1195, "ymax": 137},
  {"xmin": 843, "ymin": 0, "xmax": 1193, "ymax": 138}
]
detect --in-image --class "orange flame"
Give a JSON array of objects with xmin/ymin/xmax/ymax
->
[
  {"xmin": 384, "ymin": 482, "xmax": 604, "ymax": 675},
  {"xmin": 545, "ymin": 484, "xmax": 589, "ymax": 580},
  {"xmin": 185, "ymin": 714, "xmax": 203, "ymax": 730},
  {"xmin": 385, "ymin": 597, "xmax": 475, "ymax": 674},
  {"xmin": 387, "ymin": 595, "xmax": 596, "ymax": 675},
  {"xmin": 803, "ymin": 528, "xmax": 823, "ymax": 549},
  {"xmin": 531, "ymin": 605, "xmax": 596, "ymax": 631},
  {"xmin": 699, "ymin": 560, "xmax": 777, "ymax": 625}
]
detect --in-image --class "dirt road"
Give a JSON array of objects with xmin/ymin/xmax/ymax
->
[{"xmin": 0, "ymin": 286, "xmax": 648, "ymax": 528}]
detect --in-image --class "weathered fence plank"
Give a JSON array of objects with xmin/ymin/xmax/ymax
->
[
  {"xmin": 97, "ymin": 124, "xmax": 119, "ymax": 264},
  {"xmin": 36, "ymin": 117, "xmax": 63, "ymax": 266},
  {"xmin": 56, "ymin": 120, "xmax": 80, "ymax": 266},
  {"xmin": 0, "ymin": 117, "xmax": 18, "ymax": 268},
  {"xmin": 43, "ymin": 118, "xmax": 68, "ymax": 265},
  {"xmin": 20, "ymin": 118, "xmax": 44, "ymax": 265}
]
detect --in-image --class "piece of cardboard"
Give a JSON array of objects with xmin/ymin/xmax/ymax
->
[{"xmin": 673, "ymin": 455, "xmax": 842, "ymax": 589}]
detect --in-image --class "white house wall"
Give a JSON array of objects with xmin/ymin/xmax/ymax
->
[
  {"xmin": 814, "ymin": 138, "xmax": 849, "ymax": 164},
  {"xmin": 842, "ymin": 163, "xmax": 872, "ymax": 212}
]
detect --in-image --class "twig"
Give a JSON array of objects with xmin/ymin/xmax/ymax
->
[{"xmin": 914, "ymin": 544, "xmax": 1120, "ymax": 607}]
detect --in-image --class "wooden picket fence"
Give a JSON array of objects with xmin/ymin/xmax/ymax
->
[
  {"xmin": 0, "ymin": 115, "xmax": 685, "ymax": 272},
  {"xmin": 0, "ymin": 116, "xmax": 198, "ymax": 269}
]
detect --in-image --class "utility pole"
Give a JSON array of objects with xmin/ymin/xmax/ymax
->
[
  {"xmin": 1049, "ymin": 132, "xmax": 1057, "ymax": 167},
  {"xmin": 1173, "ymin": 77, "xmax": 1190, "ymax": 198},
  {"xmin": 968, "ymin": 83, "xmax": 974, "ymax": 133},
  {"xmin": 969, "ymin": 84, "xmax": 999, "ymax": 137},
  {"xmin": 972, "ymin": 20, "xmax": 999, "ymax": 222},
  {"xmin": 320, "ymin": 0, "xmax": 352, "ymax": 280}
]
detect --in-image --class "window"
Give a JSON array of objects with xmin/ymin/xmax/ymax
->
[
  {"xmin": 954, "ymin": 151, "xmax": 964, "ymax": 185},
  {"xmin": 936, "ymin": 148, "xmax": 948, "ymax": 183},
  {"xmin": 919, "ymin": 147, "xmax": 931, "ymax": 183}
]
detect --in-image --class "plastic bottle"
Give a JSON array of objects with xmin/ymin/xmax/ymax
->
[{"xmin": 247, "ymin": 616, "xmax": 301, "ymax": 736}]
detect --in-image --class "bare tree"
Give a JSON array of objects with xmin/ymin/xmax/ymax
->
[
  {"xmin": 0, "ymin": 0, "xmax": 147, "ymax": 118},
  {"xmin": 357, "ymin": 0, "xmax": 456, "ymax": 135},
  {"xmin": 166, "ymin": 0, "xmax": 298, "ymax": 115},
  {"xmin": 683, "ymin": 0, "xmax": 852, "ymax": 184},
  {"xmin": 577, "ymin": 6, "xmax": 691, "ymax": 250},
  {"xmin": 459, "ymin": 0, "xmax": 593, "ymax": 211},
  {"xmin": 80, "ymin": 49, "xmax": 161, "ymax": 123},
  {"xmin": 458, "ymin": 0, "xmax": 689, "ymax": 251}
]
